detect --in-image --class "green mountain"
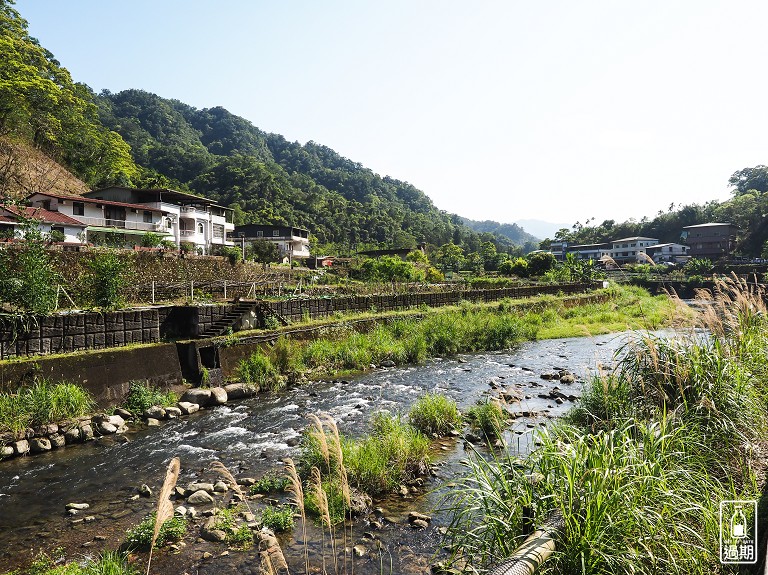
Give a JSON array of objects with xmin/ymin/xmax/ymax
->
[
  {"xmin": 95, "ymin": 89, "xmax": 525, "ymax": 253},
  {"xmin": 461, "ymin": 217, "xmax": 540, "ymax": 252}
]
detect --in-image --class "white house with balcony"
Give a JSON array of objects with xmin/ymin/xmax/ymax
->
[
  {"xmin": 83, "ymin": 187, "xmax": 235, "ymax": 254},
  {"xmin": 26, "ymin": 192, "xmax": 168, "ymax": 247},
  {"xmin": 231, "ymin": 224, "xmax": 311, "ymax": 262}
]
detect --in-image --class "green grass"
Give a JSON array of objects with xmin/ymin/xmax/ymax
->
[
  {"xmin": 465, "ymin": 400, "xmax": 506, "ymax": 442},
  {"xmin": 249, "ymin": 472, "xmax": 290, "ymax": 494},
  {"xmin": 408, "ymin": 393, "xmax": 462, "ymax": 436},
  {"xmin": 123, "ymin": 513, "xmax": 187, "ymax": 551},
  {"xmin": 261, "ymin": 505, "xmax": 295, "ymax": 532},
  {"xmin": 0, "ymin": 379, "xmax": 94, "ymax": 434},
  {"xmin": 121, "ymin": 380, "xmax": 177, "ymax": 415},
  {"xmin": 8, "ymin": 550, "xmax": 139, "ymax": 575},
  {"xmin": 237, "ymin": 352, "xmax": 285, "ymax": 392},
  {"xmin": 212, "ymin": 506, "xmax": 254, "ymax": 549}
]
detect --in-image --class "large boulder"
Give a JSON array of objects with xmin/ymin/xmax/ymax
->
[
  {"xmin": 30, "ymin": 437, "xmax": 52, "ymax": 453},
  {"xmin": 209, "ymin": 387, "xmax": 228, "ymax": 406},
  {"xmin": 187, "ymin": 490, "xmax": 215, "ymax": 505},
  {"xmin": 224, "ymin": 383, "xmax": 258, "ymax": 400},
  {"xmin": 176, "ymin": 402, "xmax": 199, "ymax": 415},
  {"xmin": 180, "ymin": 388, "xmax": 212, "ymax": 406},
  {"xmin": 13, "ymin": 440, "xmax": 29, "ymax": 455}
]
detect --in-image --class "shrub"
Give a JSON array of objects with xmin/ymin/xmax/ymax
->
[
  {"xmin": 140, "ymin": 233, "xmax": 163, "ymax": 248},
  {"xmin": 465, "ymin": 401, "xmax": 506, "ymax": 441},
  {"xmin": 249, "ymin": 473, "xmax": 289, "ymax": 494},
  {"xmin": 121, "ymin": 381, "xmax": 177, "ymax": 415},
  {"xmin": 124, "ymin": 514, "xmax": 187, "ymax": 550},
  {"xmin": 86, "ymin": 250, "xmax": 128, "ymax": 309},
  {"xmin": 261, "ymin": 505, "xmax": 295, "ymax": 532},
  {"xmin": 409, "ymin": 393, "xmax": 462, "ymax": 436},
  {"xmin": 0, "ymin": 221, "xmax": 58, "ymax": 313},
  {"xmin": 237, "ymin": 352, "xmax": 284, "ymax": 392}
]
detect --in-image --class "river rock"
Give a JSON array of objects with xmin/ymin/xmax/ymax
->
[
  {"xmin": 175, "ymin": 505, "xmax": 188, "ymax": 517},
  {"xmin": 224, "ymin": 383, "xmax": 258, "ymax": 400},
  {"xmin": 188, "ymin": 482, "xmax": 215, "ymax": 494},
  {"xmin": 146, "ymin": 418, "xmax": 161, "ymax": 426},
  {"xmin": 560, "ymin": 373, "xmax": 575, "ymax": 384},
  {"xmin": 30, "ymin": 437, "xmax": 52, "ymax": 452},
  {"xmin": 114, "ymin": 408, "xmax": 133, "ymax": 419},
  {"xmin": 138, "ymin": 484, "xmax": 152, "ymax": 497},
  {"xmin": 213, "ymin": 481, "xmax": 228, "ymax": 493},
  {"xmin": 408, "ymin": 511, "xmax": 432, "ymax": 524},
  {"xmin": 177, "ymin": 402, "xmax": 199, "ymax": 415},
  {"xmin": 411, "ymin": 519, "xmax": 429, "ymax": 529},
  {"xmin": 165, "ymin": 407, "xmax": 182, "ymax": 418},
  {"xmin": 13, "ymin": 439, "xmax": 29, "ymax": 455},
  {"xmin": 143, "ymin": 406, "xmax": 166, "ymax": 420},
  {"xmin": 237, "ymin": 477, "xmax": 257, "ymax": 486},
  {"xmin": 66, "ymin": 502, "xmax": 90, "ymax": 510},
  {"xmin": 108, "ymin": 415, "xmax": 126, "ymax": 428},
  {"xmin": 285, "ymin": 434, "xmax": 300, "ymax": 447},
  {"xmin": 201, "ymin": 516, "xmax": 227, "ymax": 542},
  {"xmin": 209, "ymin": 387, "xmax": 228, "ymax": 405},
  {"xmin": 349, "ymin": 489, "xmax": 372, "ymax": 516},
  {"xmin": 79, "ymin": 423, "xmax": 94, "ymax": 440},
  {"xmin": 188, "ymin": 490, "xmax": 215, "ymax": 505},
  {"xmin": 34, "ymin": 423, "xmax": 58, "ymax": 437},
  {"xmin": 96, "ymin": 421, "xmax": 117, "ymax": 435},
  {"xmin": 380, "ymin": 359, "xmax": 396, "ymax": 368},
  {"xmin": 1, "ymin": 445, "xmax": 14, "ymax": 458},
  {"xmin": 180, "ymin": 388, "xmax": 212, "ymax": 406},
  {"xmin": 63, "ymin": 426, "xmax": 81, "ymax": 444},
  {"xmin": 49, "ymin": 433, "xmax": 66, "ymax": 448},
  {"xmin": 353, "ymin": 544, "xmax": 367, "ymax": 557}
]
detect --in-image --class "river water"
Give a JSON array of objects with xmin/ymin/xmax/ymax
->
[{"xmin": 0, "ymin": 331, "xmax": 648, "ymax": 574}]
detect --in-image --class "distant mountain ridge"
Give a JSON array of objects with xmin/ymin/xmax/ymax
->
[
  {"xmin": 513, "ymin": 219, "xmax": 570, "ymax": 241},
  {"xmin": 461, "ymin": 217, "xmax": 540, "ymax": 251}
]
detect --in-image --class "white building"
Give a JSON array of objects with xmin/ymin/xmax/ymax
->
[
  {"xmin": 610, "ymin": 236, "xmax": 660, "ymax": 263},
  {"xmin": 644, "ymin": 243, "xmax": 689, "ymax": 264},
  {"xmin": 83, "ymin": 187, "xmax": 235, "ymax": 254},
  {"xmin": 0, "ymin": 205, "xmax": 86, "ymax": 243},
  {"xmin": 231, "ymin": 224, "xmax": 311, "ymax": 262},
  {"xmin": 26, "ymin": 192, "xmax": 167, "ymax": 247}
]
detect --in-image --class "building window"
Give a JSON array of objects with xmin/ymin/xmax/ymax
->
[
  {"xmin": 143, "ymin": 210, "xmax": 152, "ymax": 223},
  {"xmin": 213, "ymin": 224, "xmax": 224, "ymax": 239},
  {"xmin": 197, "ymin": 222, "xmax": 204, "ymax": 234},
  {"xmin": 166, "ymin": 219, "xmax": 172, "ymax": 229},
  {"xmin": 73, "ymin": 202, "xmax": 84, "ymax": 216},
  {"xmin": 273, "ymin": 229, "xmax": 280, "ymax": 237},
  {"xmin": 256, "ymin": 230, "xmax": 263, "ymax": 237}
]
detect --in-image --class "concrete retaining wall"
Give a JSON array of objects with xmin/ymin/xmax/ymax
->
[{"xmin": 0, "ymin": 343, "xmax": 184, "ymax": 407}]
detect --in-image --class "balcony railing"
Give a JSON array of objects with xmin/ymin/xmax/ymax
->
[{"xmin": 73, "ymin": 216, "xmax": 162, "ymax": 232}]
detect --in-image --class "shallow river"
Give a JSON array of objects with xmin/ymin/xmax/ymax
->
[{"xmin": 0, "ymin": 331, "xmax": 651, "ymax": 574}]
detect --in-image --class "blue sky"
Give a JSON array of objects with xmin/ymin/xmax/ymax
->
[{"xmin": 15, "ymin": 1, "xmax": 768, "ymax": 228}]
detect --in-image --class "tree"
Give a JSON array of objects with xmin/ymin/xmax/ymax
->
[
  {"xmin": 86, "ymin": 249, "xmax": 128, "ymax": 309},
  {"xmin": 0, "ymin": 221, "xmax": 58, "ymax": 313},
  {"xmin": 527, "ymin": 252, "xmax": 557, "ymax": 276},
  {"xmin": 433, "ymin": 242, "xmax": 464, "ymax": 273},
  {"xmin": 499, "ymin": 257, "xmax": 528, "ymax": 277},
  {"xmin": 248, "ymin": 240, "xmax": 280, "ymax": 263},
  {"xmin": 728, "ymin": 166, "xmax": 768, "ymax": 196}
]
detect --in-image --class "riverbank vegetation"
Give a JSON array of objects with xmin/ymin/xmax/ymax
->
[
  {"xmin": 235, "ymin": 284, "xmax": 686, "ymax": 384},
  {"xmin": 442, "ymin": 276, "xmax": 765, "ymax": 574},
  {"xmin": 0, "ymin": 380, "xmax": 93, "ymax": 435}
]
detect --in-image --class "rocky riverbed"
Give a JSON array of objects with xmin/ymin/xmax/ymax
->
[{"xmin": 0, "ymin": 331, "xmax": 653, "ymax": 574}]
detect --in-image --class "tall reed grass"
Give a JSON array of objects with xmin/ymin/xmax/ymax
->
[{"xmin": 442, "ymin": 276, "xmax": 765, "ymax": 575}]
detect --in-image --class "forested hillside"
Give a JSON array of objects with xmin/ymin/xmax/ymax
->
[
  {"xmin": 95, "ymin": 89, "xmax": 522, "ymax": 253},
  {"xmin": 461, "ymin": 217, "xmax": 540, "ymax": 252}
]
